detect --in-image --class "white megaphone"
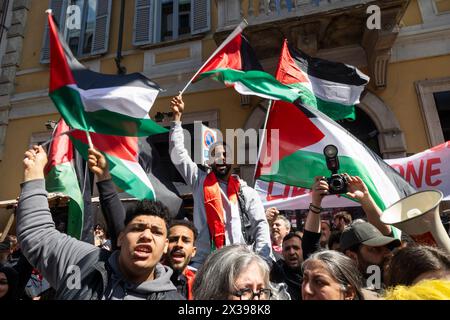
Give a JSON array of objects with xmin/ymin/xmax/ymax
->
[{"xmin": 380, "ymin": 190, "xmax": 450, "ymax": 254}]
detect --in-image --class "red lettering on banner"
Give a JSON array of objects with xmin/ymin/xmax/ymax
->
[
  {"xmin": 425, "ymin": 158, "xmax": 442, "ymax": 187},
  {"xmin": 390, "ymin": 164, "xmax": 405, "ymax": 177},
  {"xmin": 405, "ymin": 160, "xmax": 424, "ymax": 187},
  {"xmin": 266, "ymin": 182, "xmax": 290, "ymax": 201},
  {"xmin": 291, "ymin": 186, "xmax": 309, "ymax": 197}
]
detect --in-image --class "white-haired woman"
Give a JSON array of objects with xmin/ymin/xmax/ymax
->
[{"xmin": 193, "ymin": 245, "xmax": 272, "ymax": 300}]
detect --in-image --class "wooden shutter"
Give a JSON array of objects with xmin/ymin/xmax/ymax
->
[
  {"xmin": 133, "ymin": 0, "xmax": 155, "ymax": 46},
  {"xmin": 191, "ymin": 0, "xmax": 210, "ymax": 35},
  {"xmin": 91, "ymin": 0, "xmax": 112, "ymax": 55},
  {"xmin": 40, "ymin": 0, "xmax": 68, "ymax": 64}
]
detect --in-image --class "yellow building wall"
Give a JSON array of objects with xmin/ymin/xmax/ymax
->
[
  {"xmin": 3, "ymin": 0, "xmax": 450, "ymax": 201},
  {"xmin": 100, "ymin": 53, "xmax": 144, "ymax": 74},
  {"xmin": 0, "ymin": 86, "xmax": 248, "ymax": 200},
  {"xmin": 401, "ymin": 0, "xmax": 423, "ymax": 26},
  {"xmin": 0, "ymin": 114, "xmax": 59, "ymax": 200},
  {"xmin": 18, "ymin": 1, "xmax": 48, "ymax": 71},
  {"xmin": 379, "ymin": 54, "xmax": 450, "ymax": 153}
]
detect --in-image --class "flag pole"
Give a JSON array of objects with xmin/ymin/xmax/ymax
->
[
  {"xmin": 179, "ymin": 20, "xmax": 249, "ymax": 96},
  {"xmin": 253, "ymin": 100, "xmax": 273, "ymax": 182},
  {"xmin": 86, "ymin": 132, "xmax": 94, "ymax": 149},
  {"xmin": 41, "ymin": 129, "xmax": 76, "ymax": 148}
]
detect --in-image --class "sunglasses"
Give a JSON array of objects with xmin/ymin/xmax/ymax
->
[{"xmin": 0, "ymin": 279, "xmax": 8, "ymax": 285}]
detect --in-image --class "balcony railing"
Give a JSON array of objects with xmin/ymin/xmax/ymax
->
[{"xmin": 217, "ymin": 0, "xmax": 372, "ymax": 31}]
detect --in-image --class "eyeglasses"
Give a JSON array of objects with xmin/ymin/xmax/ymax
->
[
  {"xmin": 232, "ymin": 288, "xmax": 272, "ymax": 300},
  {"xmin": 0, "ymin": 279, "xmax": 8, "ymax": 285}
]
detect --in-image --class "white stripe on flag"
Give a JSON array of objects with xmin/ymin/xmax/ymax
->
[
  {"xmin": 232, "ymin": 81, "xmax": 284, "ymax": 101},
  {"xmin": 308, "ymin": 75, "xmax": 366, "ymax": 106},
  {"xmin": 70, "ymin": 84, "xmax": 159, "ymax": 119},
  {"xmin": 118, "ymin": 157, "xmax": 155, "ymax": 194}
]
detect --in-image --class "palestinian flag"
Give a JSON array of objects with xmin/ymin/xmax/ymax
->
[
  {"xmin": 68, "ymin": 130, "xmax": 184, "ymax": 214},
  {"xmin": 255, "ymin": 42, "xmax": 415, "ymax": 211},
  {"xmin": 47, "ymin": 11, "xmax": 166, "ymax": 137},
  {"xmin": 277, "ymin": 40, "xmax": 369, "ymax": 120},
  {"xmin": 70, "ymin": 131, "xmax": 157, "ymax": 200},
  {"xmin": 194, "ymin": 22, "xmax": 302, "ymax": 103},
  {"xmin": 45, "ymin": 119, "xmax": 84, "ymax": 239}
]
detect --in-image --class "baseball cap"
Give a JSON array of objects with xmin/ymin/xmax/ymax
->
[{"xmin": 340, "ymin": 221, "xmax": 401, "ymax": 252}]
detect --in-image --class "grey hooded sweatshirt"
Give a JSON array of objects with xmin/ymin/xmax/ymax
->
[{"xmin": 16, "ymin": 179, "xmax": 183, "ymax": 300}]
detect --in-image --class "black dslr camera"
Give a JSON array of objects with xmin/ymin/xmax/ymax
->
[{"xmin": 323, "ymin": 145, "xmax": 348, "ymax": 195}]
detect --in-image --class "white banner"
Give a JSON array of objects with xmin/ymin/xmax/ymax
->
[
  {"xmin": 257, "ymin": 141, "xmax": 450, "ymax": 209},
  {"xmin": 385, "ymin": 141, "xmax": 450, "ymax": 201}
]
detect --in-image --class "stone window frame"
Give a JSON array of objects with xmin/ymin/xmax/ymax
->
[
  {"xmin": 156, "ymin": 109, "xmax": 219, "ymax": 129},
  {"xmin": 29, "ymin": 131, "xmax": 52, "ymax": 148},
  {"xmin": 415, "ymin": 76, "xmax": 450, "ymax": 146}
]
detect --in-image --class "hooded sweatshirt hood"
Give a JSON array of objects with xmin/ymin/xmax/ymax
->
[{"xmin": 104, "ymin": 251, "xmax": 178, "ymax": 300}]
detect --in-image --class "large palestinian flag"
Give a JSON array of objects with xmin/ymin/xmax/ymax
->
[
  {"xmin": 194, "ymin": 22, "xmax": 302, "ymax": 103},
  {"xmin": 47, "ymin": 11, "xmax": 166, "ymax": 137},
  {"xmin": 68, "ymin": 130, "xmax": 184, "ymax": 216},
  {"xmin": 255, "ymin": 41, "xmax": 415, "ymax": 211},
  {"xmin": 45, "ymin": 119, "xmax": 84, "ymax": 239},
  {"xmin": 277, "ymin": 40, "xmax": 369, "ymax": 120}
]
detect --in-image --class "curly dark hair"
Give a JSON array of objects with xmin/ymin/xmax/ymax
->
[
  {"xmin": 169, "ymin": 219, "xmax": 198, "ymax": 241},
  {"xmin": 385, "ymin": 245, "xmax": 450, "ymax": 287},
  {"xmin": 124, "ymin": 200, "xmax": 171, "ymax": 230}
]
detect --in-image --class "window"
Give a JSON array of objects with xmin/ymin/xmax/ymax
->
[
  {"xmin": 66, "ymin": 0, "xmax": 97, "ymax": 56},
  {"xmin": 416, "ymin": 77, "xmax": 450, "ymax": 146},
  {"xmin": 40, "ymin": 0, "xmax": 112, "ymax": 63},
  {"xmin": 433, "ymin": 91, "xmax": 450, "ymax": 141},
  {"xmin": 30, "ymin": 132, "xmax": 52, "ymax": 150},
  {"xmin": 160, "ymin": 0, "xmax": 192, "ymax": 42},
  {"xmin": 133, "ymin": 0, "xmax": 211, "ymax": 46}
]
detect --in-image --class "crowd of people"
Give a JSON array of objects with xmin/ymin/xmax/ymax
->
[{"xmin": 1, "ymin": 95, "xmax": 450, "ymax": 301}]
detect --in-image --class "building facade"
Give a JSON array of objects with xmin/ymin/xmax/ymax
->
[{"xmin": 0, "ymin": 0, "xmax": 449, "ymax": 202}]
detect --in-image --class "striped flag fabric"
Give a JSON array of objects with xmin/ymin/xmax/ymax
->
[
  {"xmin": 70, "ymin": 131, "xmax": 157, "ymax": 201},
  {"xmin": 277, "ymin": 40, "xmax": 369, "ymax": 120},
  {"xmin": 194, "ymin": 22, "xmax": 302, "ymax": 103},
  {"xmin": 45, "ymin": 119, "xmax": 85, "ymax": 239},
  {"xmin": 47, "ymin": 11, "xmax": 167, "ymax": 137},
  {"xmin": 255, "ymin": 41, "xmax": 416, "ymax": 211}
]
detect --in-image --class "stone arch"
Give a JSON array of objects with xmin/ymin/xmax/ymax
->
[{"xmin": 359, "ymin": 91, "xmax": 407, "ymax": 159}]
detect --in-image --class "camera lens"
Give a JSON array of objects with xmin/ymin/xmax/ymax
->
[
  {"xmin": 324, "ymin": 145, "xmax": 338, "ymax": 158},
  {"xmin": 332, "ymin": 179, "xmax": 343, "ymax": 189}
]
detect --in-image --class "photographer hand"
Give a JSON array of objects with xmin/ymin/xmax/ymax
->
[
  {"xmin": 305, "ymin": 176, "xmax": 329, "ymax": 235},
  {"xmin": 311, "ymin": 176, "xmax": 329, "ymax": 207},
  {"xmin": 344, "ymin": 174, "xmax": 391, "ymax": 236},
  {"xmin": 345, "ymin": 174, "xmax": 370, "ymax": 201}
]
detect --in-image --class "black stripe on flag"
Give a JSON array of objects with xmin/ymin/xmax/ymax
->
[
  {"xmin": 288, "ymin": 44, "xmax": 369, "ymax": 86},
  {"xmin": 241, "ymin": 35, "xmax": 264, "ymax": 72}
]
